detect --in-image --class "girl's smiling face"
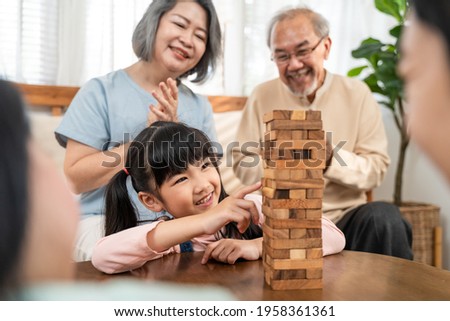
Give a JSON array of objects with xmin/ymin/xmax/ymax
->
[{"xmin": 157, "ymin": 158, "xmax": 221, "ymax": 218}]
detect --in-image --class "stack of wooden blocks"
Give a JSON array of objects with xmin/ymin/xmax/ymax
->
[{"xmin": 261, "ymin": 109, "xmax": 325, "ymax": 290}]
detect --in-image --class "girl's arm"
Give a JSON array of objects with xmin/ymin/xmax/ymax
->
[
  {"xmin": 92, "ymin": 222, "xmax": 171, "ymax": 274},
  {"xmin": 147, "ymin": 183, "xmax": 261, "ymax": 252},
  {"xmin": 322, "ymin": 216, "xmax": 346, "ymax": 255}
]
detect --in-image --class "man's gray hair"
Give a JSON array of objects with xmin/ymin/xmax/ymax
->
[{"xmin": 266, "ymin": 7, "xmax": 330, "ymax": 47}]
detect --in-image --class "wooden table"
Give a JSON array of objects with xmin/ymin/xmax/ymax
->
[{"xmin": 76, "ymin": 250, "xmax": 450, "ymax": 300}]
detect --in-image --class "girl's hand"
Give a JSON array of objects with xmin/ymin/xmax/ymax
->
[
  {"xmin": 201, "ymin": 182, "xmax": 261, "ymax": 235},
  {"xmin": 147, "ymin": 77, "xmax": 179, "ymax": 126},
  {"xmin": 201, "ymin": 237, "xmax": 262, "ymax": 264}
]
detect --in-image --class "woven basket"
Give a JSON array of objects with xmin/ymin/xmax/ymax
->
[{"xmin": 399, "ymin": 202, "xmax": 441, "ymax": 266}]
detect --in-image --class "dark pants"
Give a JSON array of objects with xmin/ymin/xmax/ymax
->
[{"xmin": 336, "ymin": 201, "xmax": 413, "ymax": 260}]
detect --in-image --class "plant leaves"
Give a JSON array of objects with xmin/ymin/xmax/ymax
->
[
  {"xmin": 347, "ymin": 66, "xmax": 367, "ymax": 77},
  {"xmin": 389, "ymin": 25, "xmax": 403, "ymax": 38},
  {"xmin": 375, "ymin": 0, "xmax": 403, "ymax": 22},
  {"xmin": 351, "ymin": 39, "xmax": 384, "ymax": 59},
  {"xmin": 363, "ymin": 74, "xmax": 384, "ymax": 95}
]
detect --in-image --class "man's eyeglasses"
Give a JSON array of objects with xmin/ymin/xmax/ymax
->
[{"xmin": 271, "ymin": 36, "xmax": 326, "ymax": 65}]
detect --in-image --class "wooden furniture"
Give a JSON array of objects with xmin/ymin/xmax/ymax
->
[
  {"xmin": 15, "ymin": 83, "xmax": 79, "ymax": 116},
  {"xmin": 76, "ymin": 250, "xmax": 450, "ymax": 300},
  {"xmin": 14, "ymin": 83, "xmax": 245, "ymax": 115}
]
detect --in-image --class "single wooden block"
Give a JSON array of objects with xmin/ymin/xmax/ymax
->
[
  {"xmin": 266, "ymin": 255, "xmax": 323, "ymax": 270},
  {"xmin": 262, "ymin": 187, "xmax": 275, "ymax": 199},
  {"xmin": 290, "ymin": 228, "xmax": 307, "ymax": 239},
  {"xmin": 262, "ymin": 224, "xmax": 290, "ymax": 239},
  {"xmin": 307, "ymin": 228, "xmax": 322, "ymax": 238},
  {"xmin": 263, "ymin": 178, "xmax": 324, "ymax": 190},
  {"xmin": 262, "ymin": 187, "xmax": 290, "ymax": 199},
  {"xmin": 290, "ymin": 110, "xmax": 306, "ymax": 120},
  {"xmin": 311, "ymin": 149, "xmax": 326, "ymax": 160},
  {"xmin": 263, "ymin": 110, "xmax": 291, "ymax": 123},
  {"xmin": 266, "ymin": 120, "xmax": 323, "ymax": 131},
  {"xmin": 290, "ymin": 249, "xmax": 307, "ymax": 259},
  {"xmin": 289, "ymin": 189, "xmax": 307, "ymax": 199},
  {"xmin": 270, "ymin": 139, "xmax": 325, "ymax": 151},
  {"xmin": 263, "ymin": 244, "xmax": 290, "ymax": 259},
  {"xmin": 262, "ymin": 149, "xmax": 311, "ymax": 160},
  {"xmin": 307, "ymin": 248, "xmax": 323, "ymax": 259},
  {"xmin": 262, "ymin": 205, "xmax": 290, "ymax": 219},
  {"xmin": 264, "ymin": 227, "xmax": 320, "ymax": 242},
  {"xmin": 261, "ymin": 140, "xmax": 273, "ymax": 152},
  {"xmin": 263, "ymin": 168, "xmax": 291, "ymax": 180},
  {"xmin": 264, "ymin": 158, "xmax": 326, "ymax": 170},
  {"xmin": 289, "ymin": 209, "xmax": 306, "ymax": 219},
  {"xmin": 264, "ymin": 217, "xmax": 322, "ymax": 230},
  {"xmin": 264, "ymin": 245, "xmax": 289, "ymax": 259},
  {"xmin": 292, "ymin": 130, "xmax": 308, "ymax": 140},
  {"xmin": 308, "ymin": 130, "xmax": 325, "ymax": 140},
  {"xmin": 306, "ymin": 188, "xmax": 324, "ymax": 199},
  {"xmin": 305, "ymin": 110, "xmax": 322, "ymax": 120},
  {"xmin": 269, "ymin": 278, "xmax": 323, "ymax": 290},
  {"xmin": 306, "ymin": 209, "xmax": 323, "ymax": 219},
  {"xmin": 270, "ymin": 269, "xmax": 307, "ymax": 280},
  {"xmin": 264, "ymin": 130, "xmax": 294, "ymax": 141},
  {"xmin": 306, "ymin": 169, "xmax": 323, "ymax": 179},
  {"xmin": 306, "ymin": 268, "xmax": 323, "ymax": 279},
  {"xmin": 264, "ymin": 271, "xmax": 272, "ymax": 286},
  {"xmin": 264, "ymin": 198, "xmax": 322, "ymax": 209}
]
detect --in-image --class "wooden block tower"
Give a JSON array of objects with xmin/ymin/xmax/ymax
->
[{"xmin": 261, "ymin": 109, "xmax": 325, "ymax": 290}]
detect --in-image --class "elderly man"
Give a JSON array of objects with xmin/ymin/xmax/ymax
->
[{"xmin": 232, "ymin": 7, "xmax": 412, "ymax": 259}]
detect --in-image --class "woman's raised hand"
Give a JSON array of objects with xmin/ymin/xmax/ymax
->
[{"xmin": 147, "ymin": 77, "xmax": 179, "ymax": 126}]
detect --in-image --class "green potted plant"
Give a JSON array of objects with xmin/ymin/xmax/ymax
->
[
  {"xmin": 348, "ymin": 0, "xmax": 441, "ymax": 266},
  {"xmin": 348, "ymin": 0, "xmax": 407, "ymax": 206}
]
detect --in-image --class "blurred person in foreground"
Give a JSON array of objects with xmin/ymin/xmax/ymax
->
[{"xmin": 399, "ymin": 0, "xmax": 450, "ymax": 183}]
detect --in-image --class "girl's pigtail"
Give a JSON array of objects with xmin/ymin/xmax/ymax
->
[{"xmin": 104, "ymin": 169, "xmax": 138, "ymax": 236}]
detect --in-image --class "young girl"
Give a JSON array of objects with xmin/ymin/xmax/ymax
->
[{"xmin": 92, "ymin": 122, "xmax": 345, "ymax": 274}]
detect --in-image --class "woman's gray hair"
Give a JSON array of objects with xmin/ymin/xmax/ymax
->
[
  {"xmin": 266, "ymin": 7, "xmax": 330, "ymax": 47},
  {"xmin": 132, "ymin": 0, "xmax": 222, "ymax": 83}
]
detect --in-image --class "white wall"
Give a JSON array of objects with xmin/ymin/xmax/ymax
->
[{"xmin": 375, "ymin": 108, "xmax": 450, "ymax": 269}]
